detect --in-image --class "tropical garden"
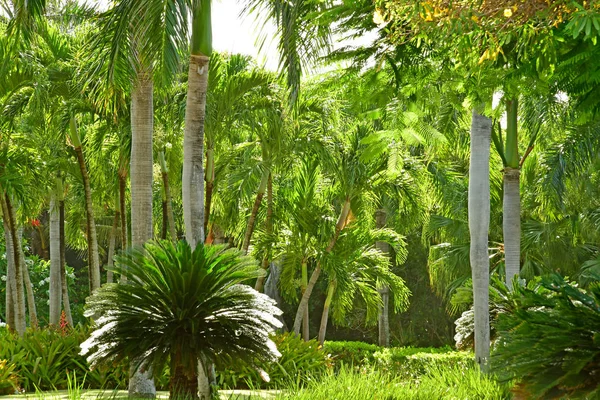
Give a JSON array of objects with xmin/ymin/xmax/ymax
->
[{"xmin": 0, "ymin": 0, "xmax": 600, "ymax": 399}]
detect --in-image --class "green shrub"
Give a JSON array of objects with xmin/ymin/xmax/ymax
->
[
  {"xmin": 0, "ymin": 326, "xmax": 129, "ymax": 391},
  {"xmin": 373, "ymin": 348, "xmax": 472, "ymax": 379},
  {"xmin": 217, "ymin": 332, "xmax": 331, "ymax": 389},
  {"xmin": 321, "ymin": 340, "xmax": 381, "ymax": 365},
  {"xmin": 0, "ymin": 359, "xmax": 19, "ymax": 395},
  {"xmin": 493, "ymin": 273, "xmax": 600, "ymax": 399}
]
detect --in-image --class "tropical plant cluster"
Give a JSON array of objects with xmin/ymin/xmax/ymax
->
[{"xmin": 1, "ymin": 0, "xmax": 600, "ymax": 398}]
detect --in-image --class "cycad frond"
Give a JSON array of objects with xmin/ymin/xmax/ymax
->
[{"xmin": 81, "ymin": 241, "xmax": 282, "ymax": 375}]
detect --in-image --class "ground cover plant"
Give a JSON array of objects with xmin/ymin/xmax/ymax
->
[{"xmin": 275, "ymin": 364, "xmax": 511, "ymax": 400}]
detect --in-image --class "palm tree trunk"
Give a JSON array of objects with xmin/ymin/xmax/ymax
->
[
  {"xmin": 20, "ymin": 229, "xmax": 38, "ymax": 329},
  {"xmin": 159, "ymin": 151, "xmax": 177, "ymax": 241},
  {"xmin": 49, "ymin": 195, "xmax": 62, "ymax": 325},
  {"xmin": 2, "ymin": 193, "xmax": 26, "ymax": 335},
  {"xmin": 504, "ymin": 98, "xmax": 520, "ymax": 289},
  {"xmin": 3, "ymin": 216, "xmax": 15, "ymax": 330},
  {"xmin": 130, "ymin": 74, "xmax": 154, "ymax": 247},
  {"xmin": 59, "ymin": 197, "xmax": 73, "ymax": 326},
  {"xmin": 375, "ymin": 209, "xmax": 391, "ymax": 347},
  {"xmin": 255, "ymin": 173, "xmax": 273, "ymax": 291},
  {"xmin": 182, "ymin": 53, "xmax": 210, "ymax": 248},
  {"xmin": 129, "ymin": 71, "xmax": 157, "ymax": 398},
  {"xmin": 169, "ymin": 350, "xmax": 199, "ymax": 400},
  {"xmin": 106, "ymin": 212, "xmax": 119, "ymax": 284},
  {"xmin": 301, "ymin": 259, "xmax": 309, "ymax": 341},
  {"xmin": 242, "ymin": 170, "xmax": 269, "ymax": 254},
  {"xmin": 293, "ymin": 198, "xmax": 351, "ymax": 334},
  {"xmin": 187, "ymin": 3, "xmax": 213, "ymax": 396},
  {"xmin": 119, "ymin": 171, "xmax": 128, "ymax": 250},
  {"xmin": 318, "ymin": 280, "xmax": 336, "ymax": 345},
  {"xmin": 70, "ymin": 117, "xmax": 101, "ymax": 293},
  {"xmin": 468, "ymin": 108, "xmax": 492, "ymax": 373},
  {"xmin": 203, "ymin": 146, "xmax": 215, "ymax": 236}
]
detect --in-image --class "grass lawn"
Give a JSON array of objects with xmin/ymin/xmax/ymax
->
[{"xmin": 0, "ymin": 390, "xmax": 280, "ymax": 400}]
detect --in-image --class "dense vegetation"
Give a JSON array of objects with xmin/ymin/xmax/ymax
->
[{"xmin": 1, "ymin": 0, "xmax": 600, "ymax": 398}]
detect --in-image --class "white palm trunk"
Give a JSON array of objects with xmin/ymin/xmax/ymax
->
[
  {"xmin": 49, "ymin": 195, "xmax": 62, "ymax": 325},
  {"xmin": 503, "ymin": 168, "xmax": 521, "ymax": 289},
  {"xmin": 128, "ymin": 72, "xmax": 157, "ymax": 398},
  {"xmin": 182, "ymin": 55, "xmax": 210, "ymax": 248},
  {"xmin": 468, "ymin": 109, "xmax": 492, "ymax": 372}
]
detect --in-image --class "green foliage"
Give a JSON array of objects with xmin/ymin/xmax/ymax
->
[
  {"xmin": 322, "ymin": 341, "xmax": 381, "ymax": 365},
  {"xmin": 81, "ymin": 241, "xmax": 282, "ymax": 381},
  {"xmin": 275, "ymin": 363, "xmax": 511, "ymax": 400},
  {"xmin": 0, "ymin": 325, "xmax": 127, "ymax": 391},
  {"xmin": 216, "ymin": 333, "xmax": 330, "ymax": 389},
  {"xmin": 373, "ymin": 349, "xmax": 473, "ymax": 380},
  {"xmin": 0, "ymin": 359, "xmax": 19, "ymax": 395},
  {"xmin": 493, "ymin": 273, "xmax": 600, "ymax": 399}
]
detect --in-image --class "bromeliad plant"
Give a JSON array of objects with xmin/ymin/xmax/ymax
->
[{"xmin": 80, "ymin": 241, "xmax": 282, "ymax": 399}]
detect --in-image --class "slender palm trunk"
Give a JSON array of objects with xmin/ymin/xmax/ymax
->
[
  {"xmin": 119, "ymin": 171, "xmax": 128, "ymax": 250},
  {"xmin": 242, "ymin": 170, "xmax": 269, "ymax": 254},
  {"xmin": 375, "ymin": 209, "xmax": 391, "ymax": 347},
  {"xmin": 129, "ymin": 72, "xmax": 157, "ymax": 398},
  {"xmin": 301, "ymin": 259, "xmax": 309, "ymax": 340},
  {"xmin": 468, "ymin": 109, "xmax": 492, "ymax": 373},
  {"xmin": 70, "ymin": 118, "xmax": 101, "ymax": 293},
  {"xmin": 3, "ymin": 217, "xmax": 15, "ymax": 330},
  {"xmin": 59, "ymin": 198, "xmax": 73, "ymax": 326},
  {"xmin": 203, "ymin": 146, "xmax": 215, "ymax": 236},
  {"xmin": 255, "ymin": 174, "xmax": 273, "ymax": 291},
  {"xmin": 106, "ymin": 212, "xmax": 119, "ymax": 284},
  {"xmin": 20, "ymin": 229, "xmax": 38, "ymax": 329},
  {"xmin": 2, "ymin": 193, "xmax": 26, "ymax": 335},
  {"xmin": 159, "ymin": 151, "xmax": 177, "ymax": 241},
  {"xmin": 182, "ymin": 53, "xmax": 210, "ymax": 248},
  {"xmin": 503, "ymin": 99, "xmax": 520, "ymax": 289},
  {"xmin": 318, "ymin": 280, "xmax": 336, "ymax": 345},
  {"xmin": 186, "ymin": 3, "xmax": 213, "ymax": 396},
  {"xmin": 49, "ymin": 195, "xmax": 62, "ymax": 325},
  {"xmin": 293, "ymin": 198, "xmax": 351, "ymax": 334}
]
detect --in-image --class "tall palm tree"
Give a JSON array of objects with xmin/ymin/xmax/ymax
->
[{"xmin": 468, "ymin": 108, "xmax": 492, "ymax": 372}]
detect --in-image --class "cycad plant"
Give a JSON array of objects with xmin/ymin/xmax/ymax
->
[
  {"xmin": 493, "ymin": 273, "xmax": 600, "ymax": 399},
  {"xmin": 80, "ymin": 241, "xmax": 282, "ymax": 399}
]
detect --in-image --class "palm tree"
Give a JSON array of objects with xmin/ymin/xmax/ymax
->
[
  {"xmin": 203, "ymin": 53, "xmax": 272, "ymax": 237},
  {"xmin": 81, "ymin": 241, "xmax": 282, "ymax": 400},
  {"xmin": 468, "ymin": 108, "xmax": 493, "ymax": 372},
  {"xmin": 292, "ymin": 123, "xmax": 382, "ymax": 334},
  {"xmin": 316, "ymin": 225, "xmax": 410, "ymax": 345}
]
